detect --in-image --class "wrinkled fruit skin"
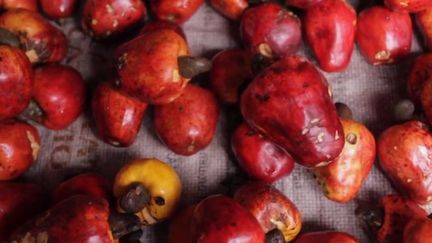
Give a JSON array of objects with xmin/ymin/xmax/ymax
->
[
  {"xmin": 32, "ymin": 64, "xmax": 86, "ymax": 130},
  {"xmin": 2, "ymin": 0, "xmax": 37, "ymax": 11},
  {"xmin": 0, "ymin": 46, "xmax": 33, "ymax": 120},
  {"xmin": 92, "ymin": 82, "xmax": 148, "ymax": 147},
  {"xmin": 304, "ymin": 0, "xmax": 357, "ymax": 72},
  {"xmin": 416, "ymin": 8, "xmax": 432, "ymax": 51},
  {"xmin": 0, "ymin": 182, "xmax": 46, "ymax": 241},
  {"xmin": 295, "ymin": 231, "xmax": 359, "ymax": 243},
  {"xmin": 82, "ymin": 0, "xmax": 146, "ymax": 39},
  {"xmin": 10, "ymin": 195, "xmax": 114, "ymax": 243},
  {"xmin": 150, "ymin": 0, "xmax": 204, "ymax": 24},
  {"xmin": 407, "ymin": 53, "xmax": 432, "ymax": 104},
  {"xmin": 234, "ymin": 182, "xmax": 302, "ymax": 242},
  {"xmin": 356, "ymin": 6, "xmax": 412, "ymax": 65},
  {"xmin": 241, "ymin": 56, "xmax": 344, "ymax": 167},
  {"xmin": 52, "ymin": 173, "xmax": 111, "ymax": 204},
  {"xmin": 385, "ymin": 0, "xmax": 432, "ymax": 12},
  {"xmin": 185, "ymin": 195, "xmax": 265, "ymax": 243},
  {"xmin": 209, "ymin": 0, "xmax": 248, "ymax": 20},
  {"xmin": 210, "ymin": 49, "xmax": 253, "ymax": 104},
  {"xmin": 116, "ymin": 29, "xmax": 190, "ymax": 104},
  {"xmin": 154, "ymin": 84, "xmax": 220, "ymax": 156},
  {"xmin": 240, "ymin": 3, "xmax": 302, "ymax": 59},
  {"xmin": 40, "ymin": 0, "xmax": 77, "ymax": 19},
  {"xmin": 285, "ymin": 0, "xmax": 323, "ymax": 9},
  {"xmin": 231, "ymin": 122, "xmax": 295, "ymax": 183},
  {"xmin": 140, "ymin": 20, "xmax": 186, "ymax": 40},
  {"xmin": 113, "ymin": 159, "xmax": 182, "ymax": 225},
  {"xmin": 313, "ymin": 118, "xmax": 375, "ymax": 203},
  {"xmin": 0, "ymin": 9, "xmax": 67, "ymax": 64},
  {"xmin": 0, "ymin": 120, "xmax": 40, "ymax": 181},
  {"xmin": 403, "ymin": 218, "xmax": 432, "ymax": 243},
  {"xmin": 378, "ymin": 121, "xmax": 432, "ymax": 204}
]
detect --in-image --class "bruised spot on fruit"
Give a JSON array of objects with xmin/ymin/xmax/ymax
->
[
  {"xmin": 258, "ymin": 43, "xmax": 273, "ymax": 58},
  {"xmin": 255, "ymin": 93, "xmax": 270, "ymax": 102},
  {"xmin": 346, "ymin": 133, "xmax": 357, "ymax": 144},
  {"xmin": 26, "ymin": 131, "xmax": 40, "ymax": 160},
  {"xmin": 374, "ymin": 50, "xmax": 391, "ymax": 61}
]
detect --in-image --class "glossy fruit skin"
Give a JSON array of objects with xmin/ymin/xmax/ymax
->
[
  {"xmin": 403, "ymin": 218, "xmax": 432, "ymax": 243},
  {"xmin": 116, "ymin": 29, "xmax": 190, "ymax": 105},
  {"xmin": 231, "ymin": 122, "xmax": 295, "ymax": 183},
  {"xmin": 210, "ymin": 49, "xmax": 253, "ymax": 104},
  {"xmin": 92, "ymin": 82, "xmax": 148, "ymax": 147},
  {"xmin": 241, "ymin": 56, "xmax": 344, "ymax": 168},
  {"xmin": 0, "ymin": 120, "xmax": 40, "ymax": 181},
  {"xmin": 154, "ymin": 84, "xmax": 220, "ymax": 156},
  {"xmin": 385, "ymin": 0, "xmax": 432, "ymax": 12},
  {"xmin": 378, "ymin": 121, "xmax": 432, "ymax": 204},
  {"xmin": 0, "ymin": 182, "xmax": 46, "ymax": 241},
  {"xmin": 0, "ymin": 46, "xmax": 33, "ymax": 120},
  {"xmin": 295, "ymin": 231, "xmax": 359, "ymax": 243},
  {"xmin": 139, "ymin": 20, "xmax": 186, "ymax": 40},
  {"xmin": 113, "ymin": 159, "xmax": 182, "ymax": 225},
  {"xmin": 285, "ymin": 0, "xmax": 323, "ymax": 9},
  {"xmin": 209, "ymin": 0, "xmax": 248, "ymax": 20},
  {"xmin": 82, "ymin": 0, "xmax": 146, "ymax": 39},
  {"xmin": 150, "ymin": 0, "xmax": 204, "ymax": 24},
  {"xmin": 416, "ymin": 8, "xmax": 432, "ymax": 51},
  {"xmin": 2, "ymin": 0, "xmax": 37, "ymax": 11},
  {"xmin": 407, "ymin": 53, "xmax": 432, "ymax": 104},
  {"xmin": 234, "ymin": 182, "xmax": 302, "ymax": 242},
  {"xmin": 240, "ymin": 3, "xmax": 302, "ymax": 59},
  {"xmin": 304, "ymin": 0, "xmax": 357, "ymax": 72},
  {"xmin": 190, "ymin": 195, "xmax": 265, "ymax": 243},
  {"xmin": 40, "ymin": 0, "xmax": 78, "ymax": 19},
  {"xmin": 376, "ymin": 195, "xmax": 428, "ymax": 242},
  {"xmin": 10, "ymin": 195, "xmax": 114, "ymax": 243},
  {"xmin": 356, "ymin": 6, "xmax": 412, "ymax": 65},
  {"xmin": 313, "ymin": 118, "xmax": 376, "ymax": 203},
  {"xmin": 32, "ymin": 64, "xmax": 85, "ymax": 130},
  {"xmin": 52, "ymin": 173, "xmax": 111, "ymax": 204},
  {"xmin": 0, "ymin": 9, "xmax": 67, "ymax": 64}
]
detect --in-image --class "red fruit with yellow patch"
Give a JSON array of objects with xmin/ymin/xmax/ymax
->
[
  {"xmin": 82, "ymin": 0, "xmax": 146, "ymax": 39},
  {"xmin": 209, "ymin": 0, "xmax": 248, "ymax": 20},
  {"xmin": 116, "ymin": 29, "xmax": 190, "ymax": 104},
  {"xmin": 154, "ymin": 84, "xmax": 220, "ymax": 156},
  {"xmin": 2, "ymin": 0, "xmax": 37, "ymax": 11},
  {"xmin": 295, "ymin": 231, "xmax": 359, "ymax": 243},
  {"xmin": 150, "ymin": 0, "xmax": 204, "ymax": 24},
  {"xmin": 313, "ymin": 118, "xmax": 376, "ymax": 203},
  {"xmin": 356, "ymin": 6, "xmax": 412, "ymax": 65},
  {"xmin": 0, "ymin": 120, "xmax": 40, "ymax": 181}
]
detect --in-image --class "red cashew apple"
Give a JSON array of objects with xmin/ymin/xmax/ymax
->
[
  {"xmin": 0, "ymin": 46, "xmax": 33, "ymax": 120},
  {"xmin": 240, "ymin": 2, "xmax": 302, "ymax": 59},
  {"xmin": 2, "ymin": 0, "xmax": 37, "ymax": 11},
  {"xmin": 210, "ymin": 49, "xmax": 253, "ymax": 104},
  {"xmin": 25, "ymin": 64, "xmax": 86, "ymax": 130},
  {"xmin": 0, "ymin": 120, "xmax": 40, "ymax": 181},
  {"xmin": 92, "ymin": 82, "xmax": 148, "ymax": 147},
  {"xmin": 234, "ymin": 182, "xmax": 302, "ymax": 242},
  {"xmin": 0, "ymin": 182, "xmax": 47, "ymax": 241},
  {"xmin": 40, "ymin": 0, "xmax": 78, "ymax": 19},
  {"xmin": 407, "ymin": 53, "xmax": 432, "ymax": 104},
  {"xmin": 231, "ymin": 122, "xmax": 295, "ymax": 183},
  {"xmin": 150, "ymin": 0, "xmax": 204, "ymax": 24},
  {"xmin": 304, "ymin": 0, "xmax": 357, "ymax": 72},
  {"xmin": 356, "ymin": 6, "xmax": 412, "ymax": 65},
  {"xmin": 403, "ymin": 218, "xmax": 432, "ymax": 243},
  {"xmin": 285, "ymin": 0, "xmax": 323, "ymax": 9},
  {"xmin": 52, "ymin": 173, "xmax": 111, "ymax": 204},
  {"xmin": 313, "ymin": 118, "xmax": 376, "ymax": 203},
  {"xmin": 169, "ymin": 195, "xmax": 265, "ymax": 243},
  {"xmin": 0, "ymin": 9, "xmax": 68, "ymax": 64},
  {"xmin": 115, "ymin": 29, "xmax": 190, "ymax": 104},
  {"xmin": 416, "ymin": 8, "xmax": 432, "ymax": 51},
  {"xmin": 241, "ymin": 55, "xmax": 344, "ymax": 167},
  {"xmin": 139, "ymin": 20, "xmax": 186, "ymax": 40},
  {"xmin": 154, "ymin": 84, "xmax": 220, "ymax": 156},
  {"xmin": 295, "ymin": 231, "xmax": 359, "ymax": 243},
  {"xmin": 385, "ymin": 0, "xmax": 432, "ymax": 12},
  {"xmin": 82, "ymin": 0, "xmax": 147, "ymax": 39},
  {"xmin": 209, "ymin": 0, "xmax": 248, "ymax": 20}
]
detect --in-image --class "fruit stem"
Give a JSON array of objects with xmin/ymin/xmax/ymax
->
[
  {"xmin": 119, "ymin": 183, "xmax": 150, "ymax": 214},
  {"xmin": 266, "ymin": 229, "xmax": 285, "ymax": 243},
  {"xmin": 0, "ymin": 28, "xmax": 20, "ymax": 48},
  {"xmin": 109, "ymin": 212, "xmax": 142, "ymax": 239},
  {"xmin": 178, "ymin": 56, "xmax": 212, "ymax": 79},
  {"xmin": 20, "ymin": 99, "xmax": 44, "ymax": 123}
]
